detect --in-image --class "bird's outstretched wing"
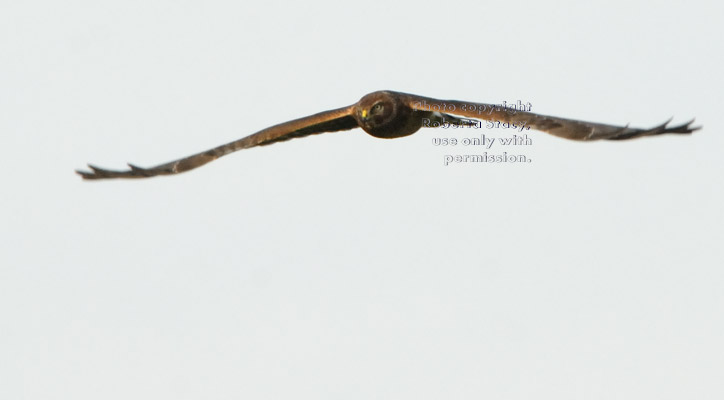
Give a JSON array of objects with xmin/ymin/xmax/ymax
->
[
  {"xmin": 76, "ymin": 106, "xmax": 357, "ymax": 179},
  {"xmin": 402, "ymin": 93, "xmax": 700, "ymax": 141}
]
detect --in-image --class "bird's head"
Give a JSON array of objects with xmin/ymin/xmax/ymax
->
[
  {"xmin": 356, "ymin": 91, "xmax": 398, "ymax": 130},
  {"xmin": 354, "ymin": 90, "xmax": 422, "ymax": 138}
]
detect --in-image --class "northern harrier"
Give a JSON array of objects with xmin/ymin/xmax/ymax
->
[{"xmin": 76, "ymin": 90, "xmax": 699, "ymax": 179}]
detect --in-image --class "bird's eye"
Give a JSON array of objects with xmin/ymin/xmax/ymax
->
[{"xmin": 372, "ymin": 103, "xmax": 383, "ymax": 113}]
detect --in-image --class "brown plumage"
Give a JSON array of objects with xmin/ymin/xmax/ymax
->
[{"xmin": 76, "ymin": 90, "xmax": 700, "ymax": 180}]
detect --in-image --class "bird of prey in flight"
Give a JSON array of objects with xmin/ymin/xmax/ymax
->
[{"xmin": 76, "ymin": 90, "xmax": 699, "ymax": 180}]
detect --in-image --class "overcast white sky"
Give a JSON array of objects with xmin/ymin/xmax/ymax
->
[{"xmin": 2, "ymin": 1, "xmax": 723, "ymax": 399}]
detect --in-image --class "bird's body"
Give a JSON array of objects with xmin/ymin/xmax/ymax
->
[{"xmin": 77, "ymin": 90, "xmax": 699, "ymax": 180}]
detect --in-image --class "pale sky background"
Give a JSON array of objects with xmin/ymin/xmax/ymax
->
[{"xmin": 2, "ymin": 1, "xmax": 723, "ymax": 399}]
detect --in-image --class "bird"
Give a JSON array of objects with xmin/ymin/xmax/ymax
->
[{"xmin": 76, "ymin": 90, "xmax": 700, "ymax": 179}]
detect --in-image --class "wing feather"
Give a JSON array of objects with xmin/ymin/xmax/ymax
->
[
  {"xmin": 401, "ymin": 93, "xmax": 699, "ymax": 141},
  {"xmin": 77, "ymin": 105, "xmax": 357, "ymax": 180}
]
